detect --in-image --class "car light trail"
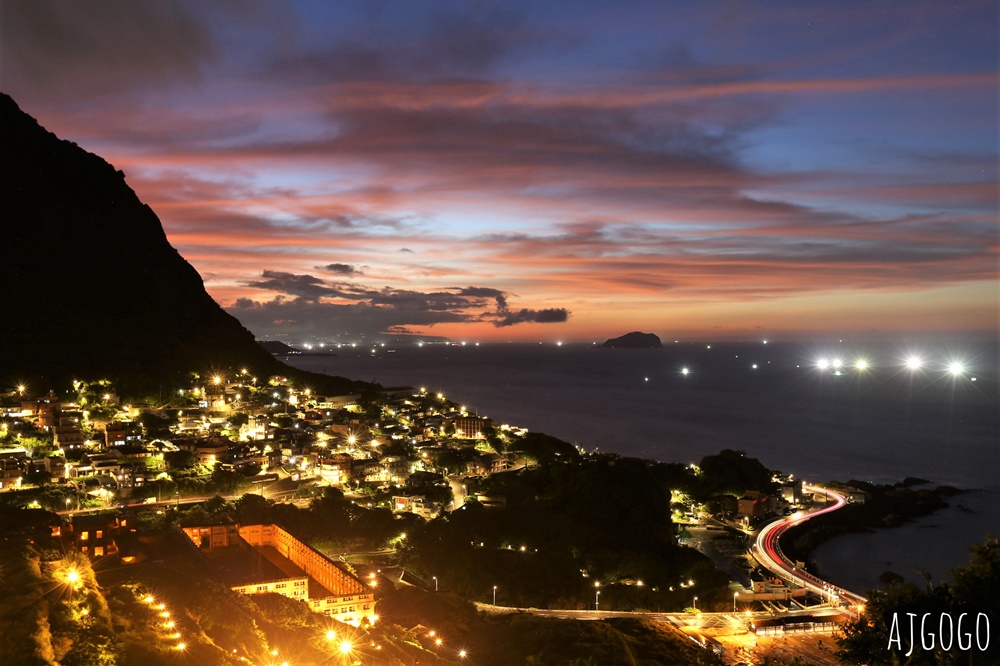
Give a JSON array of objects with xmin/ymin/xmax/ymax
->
[{"xmin": 753, "ymin": 484, "xmax": 867, "ymax": 608}]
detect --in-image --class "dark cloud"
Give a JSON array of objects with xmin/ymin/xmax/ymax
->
[
  {"xmin": 367, "ymin": 288, "xmax": 477, "ymax": 312},
  {"xmin": 245, "ymin": 270, "xmax": 353, "ymax": 301},
  {"xmin": 231, "ymin": 271, "xmax": 569, "ymax": 335},
  {"xmin": 1, "ymin": 1, "xmax": 216, "ymax": 99},
  {"xmin": 456, "ymin": 286, "xmax": 505, "ymax": 298},
  {"xmin": 228, "ymin": 297, "xmax": 473, "ymax": 336},
  {"xmin": 260, "ymin": 8, "xmax": 543, "ymax": 85},
  {"xmin": 322, "ymin": 263, "xmax": 363, "ymax": 275},
  {"xmin": 494, "ymin": 308, "xmax": 570, "ymax": 328},
  {"xmin": 1, "ymin": 1, "xmax": 294, "ymax": 105},
  {"xmin": 459, "ymin": 286, "xmax": 510, "ymax": 312}
]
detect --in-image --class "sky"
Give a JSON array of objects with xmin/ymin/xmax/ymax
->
[{"xmin": 2, "ymin": 0, "xmax": 997, "ymax": 343}]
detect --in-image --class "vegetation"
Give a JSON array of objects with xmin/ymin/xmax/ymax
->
[
  {"xmin": 399, "ymin": 453, "xmax": 730, "ymax": 611},
  {"xmin": 836, "ymin": 537, "xmax": 999, "ymax": 665},
  {"xmin": 376, "ymin": 586, "xmax": 722, "ymax": 665},
  {"xmin": 0, "ymin": 543, "xmax": 116, "ymax": 665},
  {"xmin": 695, "ymin": 448, "xmax": 776, "ymax": 499}
]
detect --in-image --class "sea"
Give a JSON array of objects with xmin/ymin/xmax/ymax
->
[{"xmin": 283, "ymin": 339, "xmax": 999, "ymax": 593}]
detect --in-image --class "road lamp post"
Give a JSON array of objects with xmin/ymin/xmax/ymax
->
[
  {"xmin": 734, "ymin": 592, "xmax": 738, "ymax": 613},
  {"xmin": 595, "ymin": 590, "xmax": 601, "ymax": 612},
  {"xmin": 433, "ymin": 576, "xmax": 438, "ymax": 592},
  {"xmin": 492, "ymin": 586, "xmax": 497, "ymax": 606},
  {"xmin": 693, "ymin": 596, "xmax": 698, "ymax": 611}
]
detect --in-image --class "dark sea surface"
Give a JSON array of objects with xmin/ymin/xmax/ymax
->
[{"xmin": 284, "ymin": 339, "xmax": 999, "ymax": 590}]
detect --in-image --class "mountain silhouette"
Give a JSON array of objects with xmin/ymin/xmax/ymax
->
[
  {"xmin": 0, "ymin": 93, "xmax": 367, "ymax": 395},
  {"xmin": 601, "ymin": 332, "xmax": 663, "ymax": 348}
]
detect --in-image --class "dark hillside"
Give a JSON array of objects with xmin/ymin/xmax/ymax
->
[{"xmin": 0, "ymin": 93, "xmax": 367, "ymax": 395}]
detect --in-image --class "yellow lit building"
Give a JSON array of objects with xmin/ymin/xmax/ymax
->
[{"xmin": 181, "ymin": 522, "xmax": 375, "ymax": 626}]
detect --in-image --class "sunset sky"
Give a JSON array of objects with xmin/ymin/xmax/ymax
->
[{"xmin": 3, "ymin": 1, "xmax": 997, "ymax": 342}]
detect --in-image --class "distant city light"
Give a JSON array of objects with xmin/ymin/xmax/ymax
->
[
  {"xmin": 906, "ymin": 356, "xmax": 923, "ymax": 370},
  {"xmin": 832, "ymin": 359, "xmax": 844, "ymax": 369},
  {"xmin": 681, "ymin": 368, "xmax": 690, "ymax": 376},
  {"xmin": 855, "ymin": 359, "xmax": 868, "ymax": 370},
  {"xmin": 817, "ymin": 359, "xmax": 829, "ymax": 370},
  {"xmin": 948, "ymin": 362, "xmax": 965, "ymax": 375},
  {"xmin": 340, "ymin": 641, "xmax": 353, "ymax": 654},
  {"xmin": 751, "ymin": 364, "xmax": 758, "ymax": 369}
]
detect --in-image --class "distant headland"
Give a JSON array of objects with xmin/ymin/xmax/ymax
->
[{"xmin": 600, "ymin": 331, "xmax": 662, "ymax": 348}]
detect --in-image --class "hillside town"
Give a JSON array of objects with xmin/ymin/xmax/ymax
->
[
  {"xmin": 2, "ymin": 371, "xmax": 984, "ymax": 666},
  {"xmin": 0, "ymin": 372, "xmax": 524, "ymax": 511}
]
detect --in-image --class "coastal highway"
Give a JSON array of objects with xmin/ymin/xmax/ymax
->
[{"xmin": 752, "ymin": 484, "xmax": 867, "ymax": 608}]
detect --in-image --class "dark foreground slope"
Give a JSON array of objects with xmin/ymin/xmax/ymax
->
[{"xmin": 0, "ymin": 94, "xmax": 366, "ymax": 394}]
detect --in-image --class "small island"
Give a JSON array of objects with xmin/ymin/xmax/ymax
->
[{"xmin": 601, "ymin": 331, "xmax": 662, "ymax": 348}]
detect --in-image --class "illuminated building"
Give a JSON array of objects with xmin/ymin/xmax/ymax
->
[{"xmin": 181, "ymin": 523, "xmax": 375, "ymax": 626}]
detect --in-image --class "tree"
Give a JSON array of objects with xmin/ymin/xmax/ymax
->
[
  {"xmin": 836, "ymin": 537, "xmax": 999, "ymax": 665},
  {"xmin": 136, "ymin": 411, "xmax": 172, "ymax": 435},
  {"xmin": 234, "ymin": 493, "xmax": 272, "ymax": 525},
  {"xmin": 164, "ymin": 450, "xmax": 196, "ymax": 470},
  {"xmin": 697, "ymin": 449, "xmax": 775, "ymax": 498}
]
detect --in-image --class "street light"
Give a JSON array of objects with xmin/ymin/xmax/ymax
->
[
  {"xmin": 734, "ymin": 592, "xmax": 738, "ymax": 613},
  {"xmin": 433, "ymin": 576, "xmax": 438, "ymax": 592},
  {"xmin": 493, "ymin": 585, "xmax": 497, "ymax": 606},
  {"xmin": 693, "ymin": 596, "xmax": 698, "ymax": 611}
]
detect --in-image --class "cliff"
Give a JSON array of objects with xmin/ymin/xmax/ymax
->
[{"xmin": 0, "ymin": 93, "xmax": 366, "ymax": 394}]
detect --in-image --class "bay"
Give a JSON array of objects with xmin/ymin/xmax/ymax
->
[{"xmin": 283, "ymin": 339, "xmax": 999, "ymax": 591}]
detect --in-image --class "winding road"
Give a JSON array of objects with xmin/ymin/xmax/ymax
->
[{"xmin": 752, "ymin": 484, "xmax": 867, "ymax": 608}]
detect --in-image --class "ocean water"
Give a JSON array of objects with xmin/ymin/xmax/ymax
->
[{"xmin": 284, "ymin": 340, "xmax": 999, "ymax": 590}]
